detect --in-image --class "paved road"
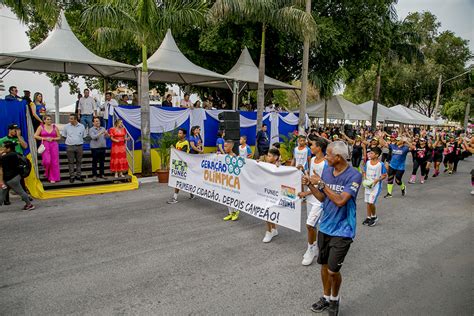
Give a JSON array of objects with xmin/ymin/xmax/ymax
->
[{"xmin": 1, "ymin": 158, "xmax": 473, "ymax": 315}]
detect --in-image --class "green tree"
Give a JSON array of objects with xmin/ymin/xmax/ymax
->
[
  {"xmin": 210, "ymin": 0, "xmax": 316, "ymax": 139},
  {"xmin": 82, "ymin": 0, "xmax": 208, "ymax": 175}
]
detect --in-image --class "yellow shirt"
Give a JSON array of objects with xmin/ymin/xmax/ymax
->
[{"xmin": 176, "ymin": 139, "xmax": 190, "ymax": 153}]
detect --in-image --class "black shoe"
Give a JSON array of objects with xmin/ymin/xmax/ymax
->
[
  {"xmin": 76, "ymin": 176, "xmax": 84, "ymax": 182},
  {"xmin": 3, "ymin": 200, "xmax": 11, "ymax": 205},
  {"xmin": 424, "ymin": 174, "xmax": 429, "ymax": 180},
  {"xmin": 328, "ymin": 300, "xmax": 340, "ymax": 316},
  {"xmin": 384, "ymin": 193, "xmax": 392, "ymax": 199},
  {"xmin": 69, "ymin": 177, "xmax": 75, "ymax": 183},
  {"xmin": 362, "ymin": 217, "xmax": 371, "ymax": 225},
  {"xmin": 401, "ymin": 186, "xmax": 406, "ymax": 196},
  {"xmin": 310, "ymin": 297, "xmax": 330, "ymax": 313},
  {"xmin": 368, "ymin": 217, "xmax": 378, "ymax": 227}
]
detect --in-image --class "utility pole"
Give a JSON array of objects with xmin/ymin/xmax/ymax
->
[
  {"xmin": 433, "ymin": 75, "xmax": 442, "ymax": 120},
  {"xmin": 464, "ymin": 98, "xmax": 470, "ymax": 128},
  {"xmin": 298, "ymin": 0, "xmax": 311, "ymax": 134},
  {"xmin": 54, "ymin": 85, "xmax": 60, "ymax": 124}
]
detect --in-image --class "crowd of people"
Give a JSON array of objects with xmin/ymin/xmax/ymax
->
[{"xmin": 165, "ymin": 120, "xmax": 473, "ymax": 315}]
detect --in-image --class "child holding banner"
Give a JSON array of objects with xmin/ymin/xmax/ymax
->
[
  {"xmin": 262, "ymin": 148, "xmax": 281, "ymax": 243},
  {"xmin": 298, "ymin": 137, "xmax": 328, "ymax": 265},
  {"xmin": 167, "ymin": 129, "xmax": 193, "ymax": 204},
  {"xmin": 222, "ymin": 140, "xmax": 240, "ymax": 221}
]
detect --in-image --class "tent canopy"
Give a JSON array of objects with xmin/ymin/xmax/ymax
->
[
  {"xmin": 390, "ymin": 105, "xmax": 439, "ymax": 125},
  {"xmin": 307, "ymin": 95, "xmax": 371, "ymax": 121},
  {"xmin": 358, "ymin": 101, "xmax": 411, "ymax": 123},
  {"xmin": 113, "ymin": 29, "xmax": 231, "ymax": 85},
  {"xmin": 197, "ymin": 47, "xmax": 297, "ymax": 90},
  {"xmin": 0, "ymin": 11, "xmax": 134, "ymax": 77}
]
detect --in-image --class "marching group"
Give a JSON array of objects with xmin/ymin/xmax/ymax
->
[{"xmin": 166, "ymin": 122, "xmax": 473, "ymax": 315}]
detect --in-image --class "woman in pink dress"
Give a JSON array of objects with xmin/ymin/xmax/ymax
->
[
  {"xmin": 34, "ymin": 115, "xmax": 61, "ymax": 183},
  {"xmin": 108, "ymin": 119, "xmax": 129, "ymax": 178}
]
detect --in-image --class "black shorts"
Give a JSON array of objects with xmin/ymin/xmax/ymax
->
[
  {"xmin": 387, "ymin": 167, "xmax": 405, "ymax": 184},
  {"xmin": 381, "ymin": 153, "xmax": 389, "ymax": 163},
  {"xmin": 317, "ymin": 231, "xmax": 352, "ymax": 273},
  {"xmin": 433, "ymin": 153, "xmax": 443, "ymax": 163}
]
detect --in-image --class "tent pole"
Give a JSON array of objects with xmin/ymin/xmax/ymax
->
[{"xmin": 54, "ymin": 85, "xmax": 60, "ymax": 124}]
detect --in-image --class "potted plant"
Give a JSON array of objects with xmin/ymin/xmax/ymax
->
[
  {"xmin": 153, "ymin": 129, "xmax": 179, "ymax": 183},
  {"xmin": 279, "ymin": 131, "xmax": 298, "ymax": 165}
]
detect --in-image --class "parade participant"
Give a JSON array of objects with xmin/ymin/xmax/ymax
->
[
  {"xmin": 293, "ymin": 135, "xmax": 311, "ymax": 171},
  {"xmin": 341, "ymin": 133, "xmax": 363, "ymax": 171},
  {"xmin": 432, "ymin": 132, "xmax": 445, "ymax": 177},
  {"xmin": 384, "ymin": 136, "xmax": 410, "ymax": 198},
  {"xmin": 362, "ymin": 147, "xmax": 387, "ymax": 226},
  {"xmin": 167, "ymin": 129, "xmax": 193, "ymax": 204},
  {"xmin": 303, "ymin": 141, "xmax": 362, "ymax": 315},
  {"xmin": 222, "ymin": 140, "xmax": 240, "ymax": 221},
  {"xmin": 262, "ymin": 148, "xmax": 281, "ymax": 242},
  {"xmin": 216, "ymin": 130, "xmax": 225, "ymax": 154},
  {"xmin": 462, "ymin": 137, "xmax": 474, "ymax": 195},
  {"xmin": 443, "ymin": 135, "xmax": 457, "ymax": 174},
  {"xmin": 298, "ymin": 137, "xmax": 327, "ymax": 265},
  {"xmin": 238, "ymin": 136, "xmax": 253, "ymax": 159},
  {"xmin": 452, "ymin": 137, "xmax": 465, "ymax": 173},
  {"xmin": 409, "ymin": 137, "xmax": 432, "ymax": 184}
]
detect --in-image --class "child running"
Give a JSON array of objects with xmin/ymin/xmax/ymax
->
[
  {"xmin": 298, "ymin": 137, "xmax": 327, "ymax": 265},
  {"xmin": 167, "ymin": 129, "xmax": 193, "ymax": 204},
  {"xmin": 262, "ymin": 148, "xmax": 281, "ymax": 243},
  {"xmin": 222, "ymin": 140, "xmax": 240, "ymax": 221},
  {"xmin": 238, "ymin": 135, "xmax": 253, "ymax": 159},
  {"xmin": 362, "ymin": 147, "xmax": 387, "ymax": 227}
]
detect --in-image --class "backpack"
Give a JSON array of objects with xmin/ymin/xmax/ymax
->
[{"xmin": 17, "ymin": 154, "xmax": 32, "ymax": 178}]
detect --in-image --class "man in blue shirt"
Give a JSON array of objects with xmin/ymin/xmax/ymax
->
[
  {"xmin": 303, "ymin": 141, "xmax": 362, "ymax": 316},
  {"xmin": 61, "ymin": 114, "xmax": 86, "ymax": 183},
  {"xmin": 384, "ymin": 136, "xmax": 410, "ymax": 198}
]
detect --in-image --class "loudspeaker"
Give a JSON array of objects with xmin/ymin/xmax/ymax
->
[
  {"xmin": 224, "ymin": 129, "xmax": 240, "ymax": 140},
  {"xmin": 219, "ymin": 121, "xmax": 240, "ymax": 131},
  {"xmin": 218, "ymin": 111, "xmax": 240, "ymax": 121}
]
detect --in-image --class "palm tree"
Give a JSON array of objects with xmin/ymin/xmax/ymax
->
[
  {"xmin": 370, "ymin": 11, "xmax": 424, "ymax": 127},
  {"xmin": 310, "ymin": 68, "xmax": 346, "ymax": 127},
  {"xmin": 210, "ymin": 0, "xmax": 316, "ymax": 140},
  {"xmin": 82, "ymin": 0, "xmax": 207, "ymax": 176}
]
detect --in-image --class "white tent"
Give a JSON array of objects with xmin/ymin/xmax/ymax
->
[
  {"xmin": 391, "ymin": 105, "xmax": 439, "ymax": 125},
  {"xmin": 0, "ymin": 11, "xmax": 134, "ymax": 78},
  {"xmin": 114, "ymin": 29, "xmax": 231, "ymax": 85},
  {"xmin": 358, "ymin": 101, "xmax": 411, "ymax": 123},
  {"xmin": 199, "ymin": 47, "xmax": 296, "ymax": 90},
  {"xmin": 307, "ymin": 95, "xmax": 371, "ymax": 121}
]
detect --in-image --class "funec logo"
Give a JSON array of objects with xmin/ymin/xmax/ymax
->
[{"xmin": 171, "ymin": 159, "xmax": 187, "ymax": 179}]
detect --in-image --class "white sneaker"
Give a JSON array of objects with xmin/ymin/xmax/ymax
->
[
  {"xmin": 302, "ymin": 245, "xmax": 318, "ymax": 266},
  {"xmin": 471, "ymin": 189, "xmax": 474, "ymax": 195},
  {"xmin": 262, "ymin": 231, "xmax": 273, "ymax": 243},
  {"xmin": 167, "ymin": 197, "xmax": 178, "ymax": 204},
  {"xmin": 271, "ymin": 229, "xmax": 278, "ymax": 238}
]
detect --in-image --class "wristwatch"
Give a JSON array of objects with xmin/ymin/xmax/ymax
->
[{"xmin": 317, "ymin": 180, "xmax": 326, "ymax": 190}]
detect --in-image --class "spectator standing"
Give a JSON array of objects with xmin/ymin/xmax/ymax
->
[
  {"xmin": 31, "ymin": 92, "xmax": 47, "ymax": 131},
  {"xmin": 74, "ymin": 93, "xmax": 82, "ymax": 115},
  {"xmin": 194, "ymin": 100, "xmax": 202, "ymax": 108},
  {"xmin": 34, "ymin": 115, "xmax": 60, "ymax": 183},
  {"xmin": 0, "ymin": 141, "xmax": 35, "ymax": 210},
  {"xmin": 162, "ymin": 94, "xmax": 173, "ymax": 107},
  {"xmin": 180, "ymin": 93, "xmax": 193, "ymax": 108},
  {"xmin": 102, "ymin": 92, "xmax": 119, "ymax": 128},
  {"xmin": 109, "ymin": 119, "xmax": 129, "ymax": 178},
  {"xmin": 89, "ymin": 117, "xmax": 108, "ymax": 181},
  {"xmin": 4, "ymin": 86, "xmax": 22, "ymax": 101},
  {"xmin": 78, "ymin": 89, "xmax": 96, "ymax": 129},
  {"xmin": 119, "ymin": 94, "xmax": 129, "ymax": 105},
  {"xmin": 256, "ymin": 124, "xmax": 270, "ymax": 157},
  {"xmin": 61, "ymin": 114, "xmax": 85, "ymax": 183}
]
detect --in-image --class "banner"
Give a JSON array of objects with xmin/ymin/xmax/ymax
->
[{"xmin": 168, "ymin": 149, "xmax": 302, "ymax": 232}]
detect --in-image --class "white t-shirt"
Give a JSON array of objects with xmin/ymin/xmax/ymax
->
[
  {"xmin": 306, "ymin": 158, "xmax": 327, "ymax": 204},
  {"xmin": 238, "ymin": 145, "xmax": 252, "ymax": 158},
  {"xmin": 79, "ymin": 96, "xmax": 96, "ymax": 115},
  {"xmin": 364, "ymin": 160, "xmax": 387, "ymax": 193},
  {"xmin": 293, "ymin": 146, "xmax": 311, "ymax": 170}
]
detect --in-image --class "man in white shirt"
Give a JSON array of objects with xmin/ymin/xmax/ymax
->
[
  {"xmin": 101, "ymin": 92, "xmax": 118, "ymax": 128},
  {"xmin": 78, "ymin": 88, "xmax": 96, "ymax": 129}
]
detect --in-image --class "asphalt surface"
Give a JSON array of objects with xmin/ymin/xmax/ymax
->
[{"xmin": 0, "ymin": 157, "xmax": 473, "ymax": 315}]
